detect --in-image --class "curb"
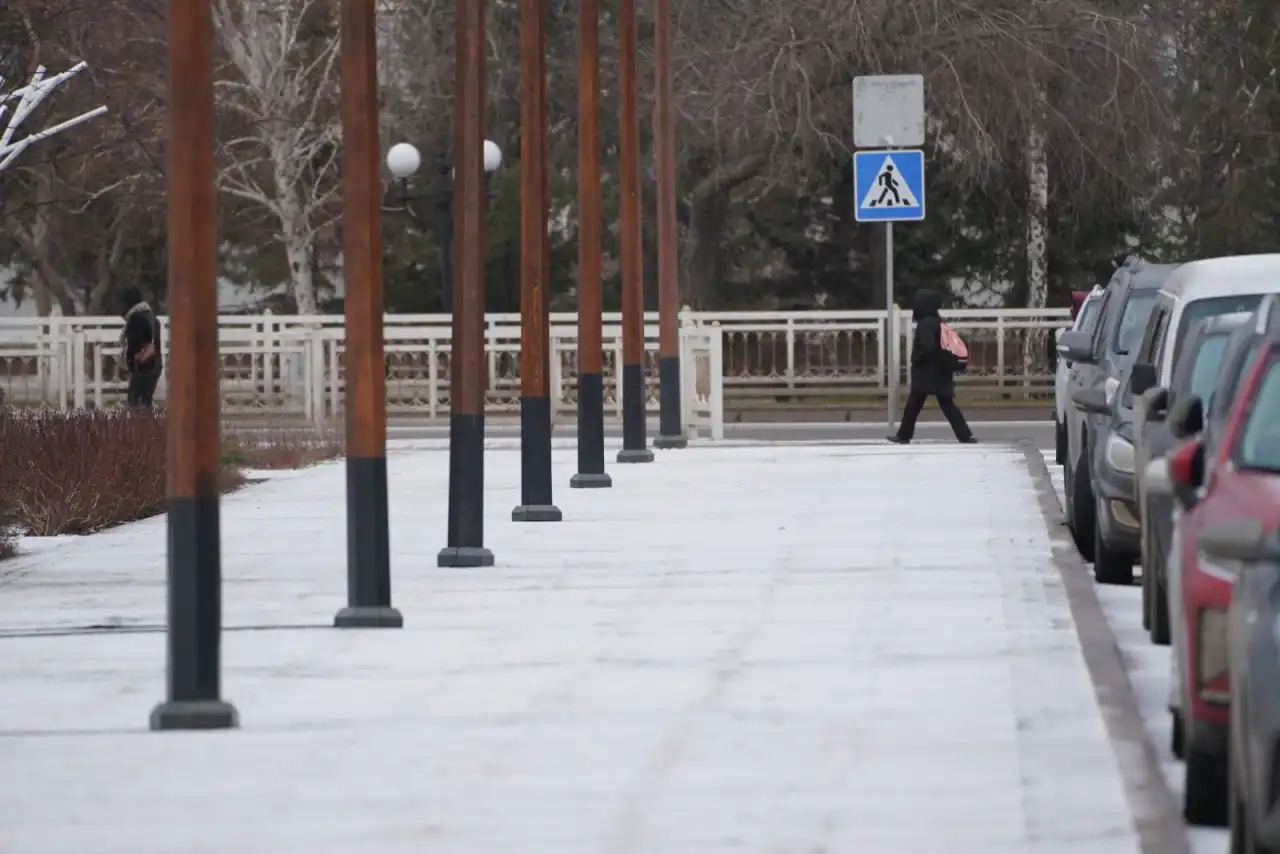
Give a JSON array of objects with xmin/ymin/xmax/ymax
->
[{"xmin": 1017, "ymin": 440, "xmax": 1191, "ymax": 854}]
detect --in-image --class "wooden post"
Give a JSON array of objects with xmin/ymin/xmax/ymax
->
[
  {"xmin": 438, "ymin": 0, "xmax": 495, "ymax": 566},
  {"xmin": 512, "ymin": 0, "xmax": 561, "ymax": 522},
  {"xmin": 616, "ymin": 0, "xmax": 653, "ymax": 464},
  {"xmin": 652, "ymin": 0, "xmax": 686, "ymax": 448},
  {"xmin": 570, "ymin": 0, "xmax": 612, "ymax": 488},
  {"xmin": 151, "ymin": 0, "xmax": 237, "ymax": 731},
  {"xmin": 334, "ymin": 0, "xmax": 402, "ymax": 627}
]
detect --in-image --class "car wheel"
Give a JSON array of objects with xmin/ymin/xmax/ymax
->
[
  {"xmin": 1185, "ymin": 747, "xmax": 1229, "ymax": 826},
  {"xmin": 1171, "ymin": 708, "xmax": 1184, "ymax": 759},
  {"xmin": 1093, "ymin": 502, "xmax": 1134, "ymax": 585},
  {"xmin": 1151, "ymin": 570, "xmax": 1171, "ymax": 645},
  {"xmin": 1070, "ymin": 453, "xmax": 1096, "ymax": 562},
  {"xmin": 1055, "ymin": 417, "xmax": 1067, "ymax": 465}
]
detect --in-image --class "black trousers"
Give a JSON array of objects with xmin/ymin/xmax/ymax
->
[
  {"xmin": 896, "ymin": 389, "xmax": 973, "ymax": 441},
  {"xmin": 127, "ymin": 371, "xmax": 160, "ymax": 408}
]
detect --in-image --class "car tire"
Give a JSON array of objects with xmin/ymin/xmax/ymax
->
[
  {"xmin": 1055, "ymin": 417, "xmax": 1067, "ymax": 466},
  {"xmin": 1171, "ymin": 708, "xmax": 1184, "ymax": 759},
  {"xmin": 1070, "ymin": 453, "xmax": 1096, "ymax": 562},
  {"xmin": 1151, "ymin": 572, "xmax": 1171, "ymax": 645},
  {"xmin": 1185, "ymin": 747, "xmax": 1229, "ymax": 826},
  {"xmin": 1093, "ymin": 503, "xmax": 1134, "ymax": 585}
]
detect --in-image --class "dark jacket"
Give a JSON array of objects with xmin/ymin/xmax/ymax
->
[
  {"xmin": 908, "ymin": 289, "xmax": 954, "ymax": 396},
  {"xmin": 120, "ymin": 291, "xmax": 163, "ymax": 376}
]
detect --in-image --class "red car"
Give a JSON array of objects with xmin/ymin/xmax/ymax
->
[{"xmin": 1164, "ymin": 314, "xmax": 1280, "ymax": 825}]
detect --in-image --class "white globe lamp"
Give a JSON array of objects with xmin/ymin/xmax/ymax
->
[
  {"xmin": 386, "ymin": 143, "xmax": 421, "ymax": 180},
  {"xmin": 482, "ymin": 139, "xmax": 502, "ymax": 173}
]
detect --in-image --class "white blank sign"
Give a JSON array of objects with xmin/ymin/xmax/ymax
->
[{"xmin": 853, "ymin": 74, "xmax": 924, "ymax": 148}]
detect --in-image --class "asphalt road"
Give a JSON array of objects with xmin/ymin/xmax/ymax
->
[{"xmin": 383, "ymin": 419, "xmax": 1055, "ymax": 447}]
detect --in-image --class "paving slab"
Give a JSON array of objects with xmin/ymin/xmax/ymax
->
[{"xmin": 1, "ymin": 444, "xmax": 1147, "ymax": 853}]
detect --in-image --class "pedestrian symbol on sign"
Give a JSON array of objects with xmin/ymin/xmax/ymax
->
[{"xmin": 860, "ymin": 156, "xmax": 918, "ymax": 209}]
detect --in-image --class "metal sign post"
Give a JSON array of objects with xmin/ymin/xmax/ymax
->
[{"xmin": 853, "ymin": 74, "xmax": 925, "ymax": 431}]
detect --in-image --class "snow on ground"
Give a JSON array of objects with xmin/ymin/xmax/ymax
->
[
  {"xmin": 0, "ymin": 443, "xmax": 1144, "ymax": 853},
  {"xmin": 1043, "ymin": 450, "xmax": 1227, "ymax": 854}
]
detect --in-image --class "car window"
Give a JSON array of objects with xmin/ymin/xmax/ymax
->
[
  {"xmin": 1115, "ymin": 290, "xmax": 1159, "ymax": 354},
  {"xmin": 1174, "ymin": 294, "xmax": 1264, "ymax": 364},
  {"xmin": 1188, "ymin": 334, "xmax": 1230, "ymax": 410},
  {"xmin": 1076, "ymin": 299, "xmax": 1101, "ymax": 333},
  {"xmin": 1237, "ymin": 355, "xmax": 1280, "ymax": 472}
]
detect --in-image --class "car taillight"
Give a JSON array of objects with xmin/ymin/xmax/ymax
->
[
  {"xmin": 1197, "ymin": 607, "xmax": 1230, "ymax": 704},
  {"xmin": 1169, "ymin": 441, "xmax": 1202, "ymax": 488}
]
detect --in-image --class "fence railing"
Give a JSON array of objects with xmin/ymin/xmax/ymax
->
[{"xmin": 0, "ymin": 307, "xmax": 1070, "ymax": 429}]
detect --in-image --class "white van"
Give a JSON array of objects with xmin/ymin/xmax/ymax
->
[{"xmin": 1129, "ymin": 254, "xmax": 1280, "ymax": 395}]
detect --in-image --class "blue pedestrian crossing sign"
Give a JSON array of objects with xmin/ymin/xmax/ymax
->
[{"xmin": 854, "ymin": 149, "xmax": 925, "ymax": 222}]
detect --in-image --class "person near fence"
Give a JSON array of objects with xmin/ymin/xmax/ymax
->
[
  {"xmin": 118, "ymin": 288, "xmax": 163, "ymax": 409},
  {"xmin": 887, "ymin": 289, "xmax": 976, "ymax": 444}
]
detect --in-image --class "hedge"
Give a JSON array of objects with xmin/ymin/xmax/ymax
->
[{"xmin": 0, "ymin": 410, "xmax": 343, "ymax": 541}]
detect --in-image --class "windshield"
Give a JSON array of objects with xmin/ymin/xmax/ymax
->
[
  {"xmin": 1174, "ymin": 294, "xmax": 1263, "ymax": 364},
  {"xmin": 1237, "ymin": 355, "xmax": 1280, "ymax": 472},
  {"xmin": 1188, "ymin": 334, "xmax": 1230, "ymax": 410},
  {"xmin": 1114, "ymin": 290, "xmax": 1158, "ymax": 354}
]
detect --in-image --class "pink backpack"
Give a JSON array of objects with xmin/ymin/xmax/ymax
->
[{"xmin": 940, "ymin": 323, "xmax": 968, "ymax": 372}]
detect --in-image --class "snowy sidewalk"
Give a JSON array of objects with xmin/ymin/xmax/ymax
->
[{"xmin": 1, "ymin": 443, "xmax": 1162, "ymax": 853}]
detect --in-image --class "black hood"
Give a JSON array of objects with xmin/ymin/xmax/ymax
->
[
  {"xmin": 119, "ymin": 287, "xmax": 144, "ymax": 317},
  {"xmin": 912, "ymin": 289, "xmax": 943, "ymax": 321}
]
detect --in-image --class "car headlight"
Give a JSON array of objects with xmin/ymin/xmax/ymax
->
[
  {"xmin": 1105, "ymin": 377, "xmax": 1120, "ymax": 405},
  {"xmin": 1197, "ymin": 607, "xmax": 1230, "ymax": 704},
  {"xmin": 1105, "ymin": 433, "xmax": 1135, "ymax": 473}
]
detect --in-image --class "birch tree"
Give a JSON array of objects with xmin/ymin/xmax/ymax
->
[{"xmin": 213, "ymin": 0, "xmax": 340, "ymax": 314}]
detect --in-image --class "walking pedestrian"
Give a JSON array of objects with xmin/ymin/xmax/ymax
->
[
  {"xmin": 887, "ymin": 289, "xmax": 976, "ymax": 444},
  {"xmin": 118, "ymin": 287, "xmax": 163, "ymax": 409}
]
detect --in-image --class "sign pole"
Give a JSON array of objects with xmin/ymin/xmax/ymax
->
[{"xmin": 885, "ymin": 221, "xmax": 895, "ymax": 430}]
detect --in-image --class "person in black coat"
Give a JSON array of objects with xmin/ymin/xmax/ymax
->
[
  {"xmin": 118, "ymin": 287, "xmax": 163, "ymax": 409},
  {"xmin": 887, "ymin": 289, "xmax": 976, "ymax": 444}
]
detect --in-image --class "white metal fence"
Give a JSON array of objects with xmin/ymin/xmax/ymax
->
[{"xmin": 0, "ymin": 307, "xmax": 1070, "ymax": 432}]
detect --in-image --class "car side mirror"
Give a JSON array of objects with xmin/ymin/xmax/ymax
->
[
  {"xmin": 1198, "ymin": 518, "xmax": 1273, "ymax": 563},
  {"xmin": 1057, "ymin": 330, "xmax": 1095, "ymax": 365},
  {"xmin": 1141, "ymin": 387, "xmax": 1170, "ymax": 422},
  {"xmin": 1129, "ymin": 363, "xmax": 1157, "ymax": 397},
  {"xmin": 1168, "ymin": 395, "xmax": 1204, "ymax": 439},
  {"xmin": 1071, "ymin": 386, "xmax": 1111, "ymax": 416},
  {"xmin": 1167, "ymin": 439, "xmax": 1205, "ymax": 509}
]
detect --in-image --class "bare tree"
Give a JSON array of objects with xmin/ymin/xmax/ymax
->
[{"xmin": 213, "ymin": 0, "xmax": 341, "ymax": 314}]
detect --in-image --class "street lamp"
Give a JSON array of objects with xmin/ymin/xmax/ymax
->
[{"xmin": 386, "ymin": 140, "xmax": 502, "ymax": 314}]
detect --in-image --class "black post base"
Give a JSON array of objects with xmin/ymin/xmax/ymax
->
[
  {"xmin": 339, "ymin": 456, "xmax": 398, "ymax": 626},
  {"xmin": 511, "ymin": 504, "xmax": 563, "ymax": 522},
  {"xmin": 570, "ymin": 471, "xmax": 612, "ymax": 488},
  {"xmin": 334, "ymin": 605, "xmax": 404, "ymax": 628},
  {"xmin": 437, "ymin": 546, "xmax": 495, "ymax": 567},
  {"xmin": 150, "ymin": 699, "xmax": 239, "ymax": 731},
  {"xmin": 656, "ymin": 354, "xmax": 687, "ymax": 448},
  {"xmin": 619, "ymin": 362, "xmax": 652, "ymax": 462},
  {"xmin": 515, "ymin": 395, "xmax": 559, "ymax": 522}
]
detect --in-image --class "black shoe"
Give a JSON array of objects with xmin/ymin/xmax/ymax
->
[
  {"xmin": 887, "ymin": 435, "xmax": 910, "ymax": 444},
  {"xmin": 958, "ymin": 436, "xmax": 978, "ymax": 444}
]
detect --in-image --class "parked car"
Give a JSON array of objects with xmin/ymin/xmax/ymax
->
[
  {"xmin": 1158, "ymin": 296, "xmax": 1280, "ymax": 825},
  {"xmin": 1059, "ymin": 256, "xmax": 1175, "ymax": 576},
  {"xmin": 1216, "ymin": 518, "xmax": 1280, "ymax": 853},
  {"xmin": 1054, "ymin": 287, "xmax": 1104, "ymax": 464},
  {"xmin": 1132, "ymin": 312, "xmax": 1253, "ymax": 644}
]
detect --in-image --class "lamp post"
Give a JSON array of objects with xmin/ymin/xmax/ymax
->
[{"xmin": 386, "ymin": 141, "xmax": 502, "ymax": 315}]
